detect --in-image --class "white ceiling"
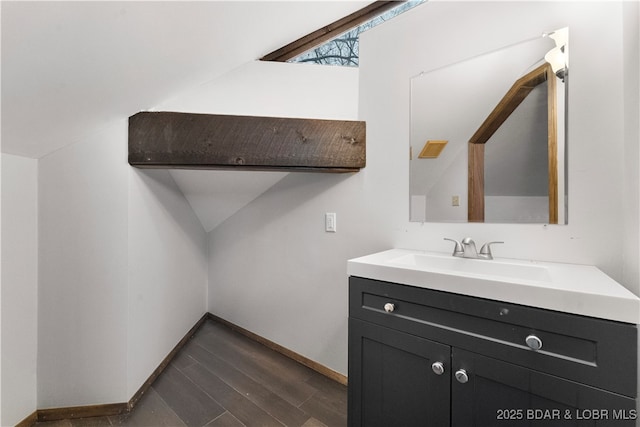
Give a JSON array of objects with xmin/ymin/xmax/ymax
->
[
  {"xmin": 2, "ymin": 1, "xmax": 368, "ymax": 232},
  {"xmin": 1, "ymin": 0, "xmax": 368, "ymax": 159}
]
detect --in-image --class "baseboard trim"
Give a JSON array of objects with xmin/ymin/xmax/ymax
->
[
  {"xmin": 15, "ymin": 411, "xmax": 38, "ymax": 427},
  {"xmin": 128, "ymin": 312, "xmax": 209, "ymax": 409},
  {"xmin": 37, "ymin": 403, "xmax": 128, "ymax": 422},
  {"xmin": 18, "ymin": 311, "xmax": 346, "ymax": 426},
  {"xmin": 21, "ymin": 312, "xmax": 209, "ymax": 426},
  {"xmin": 207, "ymin": 313, "xmax": 348, "ymax": 386}
]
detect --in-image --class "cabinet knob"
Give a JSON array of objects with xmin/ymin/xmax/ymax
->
[
  {"xmin": 455, "ymin": 369, "xmax": 469, "ymax": 384},
  {"xmin": 431, "ymin": 361, "xmax": 445, "ymax": 375},
  {"xmin": 383, "ymin": 303, "xmax": 395, "ymax": 313},
  {"xmin": 525, "ymin": 335, "xmax": 543, "ymax": 351}
]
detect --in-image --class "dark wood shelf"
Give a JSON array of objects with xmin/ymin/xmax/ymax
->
[{"xmin": 128, "ymin": 112, "xmax": 366, "ymax": 172}]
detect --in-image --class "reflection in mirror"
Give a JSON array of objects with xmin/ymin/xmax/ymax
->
[{"xmin": 410, "ymin": 29, "xmax": 567, "ymax": 224}]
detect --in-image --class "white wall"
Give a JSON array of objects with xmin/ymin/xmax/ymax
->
[
  {"xmin": 38, "ymin": 122, "xmax": 129, "ymax": 408},
  {"xmin": 37, "ymin": 116, "xmax": 209, "ymax": 407},
  {"xmin": 22, "ymin": 59, "xmax": 361, "ymax": 404},
  {"xmin": 1, "ymin": 154, "xmax": 38, "ymax": 425},
  {"xmin": 623, "ymin": 1, "xmax": 640, "ymax": 294},
  {"xmin": 485, "ymin": 196, "xmax": 548, "ymax": 224},
  {"xmin": 127, "ymin": 168, "xmax": 207, "ymax": 396},
  {"xmin": 361, "ymin": 1, "xmax": 636, "ymax": 289},
  {"xmin": 160, "ymin": 60, "xmax": 363, "ymax": 374},
  {"xmin": 195, "ymin": 2, "xmax": 637, "ymax": 377}
]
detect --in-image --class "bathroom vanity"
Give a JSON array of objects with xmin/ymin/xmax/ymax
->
[{"xmin": 347, "ymin": 249, "xmax": 640, "ymax": 426}]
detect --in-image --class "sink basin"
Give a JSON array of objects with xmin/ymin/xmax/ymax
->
[
  {"xmin": 389, "ymin": 253, "xmax": 552, "ymax": 282},
  {"xmin": 347, "ymin": 248, "xmax": 640, "ymax": 324}
]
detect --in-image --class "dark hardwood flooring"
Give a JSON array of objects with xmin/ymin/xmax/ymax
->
[{"xmin": 35, "ymin": 319, "xmax": 347, "ymax": 427}]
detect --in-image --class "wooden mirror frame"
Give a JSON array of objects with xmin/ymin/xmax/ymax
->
[{"xmin": 467, "ymin": 63, "xmax": 558, "ymax": 224}]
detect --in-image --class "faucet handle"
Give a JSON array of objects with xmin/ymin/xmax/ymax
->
[
  {"xmin": 444, "ymin": 238, "xmax": 464, "ymax": 256},
  {"xmin": 479, "ymin": 241, "xmax": 504, "ymax": 259}
]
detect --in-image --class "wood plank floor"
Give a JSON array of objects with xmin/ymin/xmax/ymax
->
[{"xmin": 35, "ymin": 319, "xmax": 347, "ymax": 427}]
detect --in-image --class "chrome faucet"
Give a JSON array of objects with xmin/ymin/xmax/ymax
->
[
  {"xmin": 444, "ymin": 237, "xmax": 503, "ymax": 260},
  {"xmin": 461, "ymin": 237, "xmax": 479, "ymax": 258}
]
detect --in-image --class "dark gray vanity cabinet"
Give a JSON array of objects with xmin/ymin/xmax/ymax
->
[
  {"xmin": 348, "ymin": 276, "xmax": 638, "ymax": 427},
  {"xmin": 451, "ymin": 349, "xmax": 636, "ymax": 426},
  {"xmin": 348, "ymin": 318, "xmax": 451, "ymax": 426}
]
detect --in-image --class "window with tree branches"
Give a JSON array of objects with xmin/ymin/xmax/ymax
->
[{"xmin": 288, "ymin": 1, "xmax": 424, "ymax": 67}]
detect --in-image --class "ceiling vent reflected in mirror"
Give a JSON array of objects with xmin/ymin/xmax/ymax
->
[{"xmin": 419, "ymin": 140, "xmax": 448, "ymax": 159}]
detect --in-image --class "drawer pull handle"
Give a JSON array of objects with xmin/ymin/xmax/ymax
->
[
  {"xmin": 431, "ymin": 362, "xmax": 445, "ymax": 375},
  {"xmin": 525, "ymin": 335, "xmax": 543, "ymax": 351},
  {"xmin": 383, "ymin": 303, "xmax": 395, "ymax": 313},
  {"xmin": 455, "ymin": 369, "xmax": 469, "ymax": 384}
]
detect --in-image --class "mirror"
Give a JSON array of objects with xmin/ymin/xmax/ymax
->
[{"xmin": 410, "ymin": 29, "xmax": 568, "ymax": 224}]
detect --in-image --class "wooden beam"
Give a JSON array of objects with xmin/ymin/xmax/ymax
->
[
  {"xmin": 128, "ymin": 112, "xmax": 366, "ymax": 172},
  {"xmin": 547, "ymin": 68, "xmax": 559, "ymax": 224},
  {"xmin": 261, "ymin": 1, "xmax": 399, "ymax": 62},
  {"xmin": 468, "ymin": 142, "xmax": 485, "ymax": 222},
  {"xmin": 467, "ymin": 63, "xmax": 556, "ymax": 223},
  {"xmin": 469, "ymin": 63, "xmax": 550, "ymax": 145}
]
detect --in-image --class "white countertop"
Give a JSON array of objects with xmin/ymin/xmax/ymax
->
[{"xmin": 348, "ymin": 249, "xmax": 640, "ymax": 324}]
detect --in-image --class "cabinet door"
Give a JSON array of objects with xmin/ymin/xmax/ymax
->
[
  {"xmin": 348, "ymin": 318, "xmax": 450, "ymax": 427},
  {"xmin": 452, "ymin": 348, "xmax": 637, "ymax": 427}
]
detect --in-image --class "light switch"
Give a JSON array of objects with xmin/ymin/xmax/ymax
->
[
  {"xmin": 452, "ymin": 196, "xmax": 460, "ymax": 206},
  {"xmin": 325, "ymin": 212, "xmax": 337, "ymax": 232}
]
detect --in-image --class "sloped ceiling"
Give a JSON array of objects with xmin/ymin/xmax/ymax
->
[
  {"xmin": 2, "ymin": 1, "xmax": 368, "ymax": 231},
  {"xmin": 1, "ymin": 1, "xmax": 368, "ymax": 158}
]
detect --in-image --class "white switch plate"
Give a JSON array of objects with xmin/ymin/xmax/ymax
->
[
  {"xmin": 325, "ymin": 212, "xmax": 337, "ymax": 232},
  {"xmin": 452, "ymin": 195, "xmax": 460, "ymax": 206}
]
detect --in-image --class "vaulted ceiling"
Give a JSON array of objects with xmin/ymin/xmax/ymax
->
[
  {"xmin": 2, "ymin": 1, "xmax": 369, "ymax": 231},
  {"xmin": 1, "ymin": 1, "xmax": 369, "ymax": 159}
]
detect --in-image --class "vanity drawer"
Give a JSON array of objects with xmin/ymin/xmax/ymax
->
[{"xmin": 349, "ymin": 276, "xmax": 638, "ymax": 398}]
